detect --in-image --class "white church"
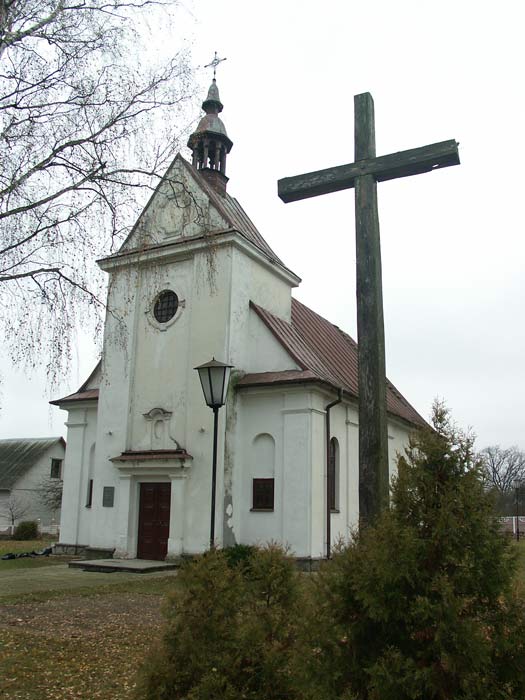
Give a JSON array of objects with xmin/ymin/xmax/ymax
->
[{"xmin": 52, "ymin": 80, "xmax": 425, "ymax": 565}]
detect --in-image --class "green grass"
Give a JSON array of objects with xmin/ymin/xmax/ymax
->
[
  {"xmin": 0, "ymin": 556, "xmax": 69, "ymax": 571},
  {"xmin": 0, "ymin": 538, "xmax": 56, "ymax": 555},
  {"xmin": 1, "ymin": 573, "xmax": 179, "ymax": 604},
  {"xmin": 0, "ymin": 538, "xmax": 70, "ymax": 571}
]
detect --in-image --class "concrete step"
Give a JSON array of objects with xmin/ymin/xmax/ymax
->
[{"xmin": 68, "ymin": 558, "xmax": 179, "ymax": 574}]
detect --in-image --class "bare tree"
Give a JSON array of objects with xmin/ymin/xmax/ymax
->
[
  {"xmin": 0, "ymin": 0, "xmax": 196, "ymax": 387},
  {"xmin": 479, "ymin": 445, "xmax": 525, "ymax": 495},
  {"xmin": 1, "ymin": 493, "xmax": 30, "ymax": 534},
  {"xmin": 38, "ymin": 477, "xmax": 63, "ymax": 511}
]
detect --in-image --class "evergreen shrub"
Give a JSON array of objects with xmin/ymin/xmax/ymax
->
[
  {"xmin": 137, "ymin": 402, "xmax": 525, "ymax": 700},
  {"xmin": 308, "ymin": 401, "xmax": 525, "ymax": 700},
  {"xmin": 13, "ymin": 520, "xmax": 39, "ymax": 540},
  {"xmin": 223, "ymin": 542, "xmax": 256, "ymax": 570},
  {"xmin": 137, "ymin": 544, "xmax": 306, "ymax": 700}
]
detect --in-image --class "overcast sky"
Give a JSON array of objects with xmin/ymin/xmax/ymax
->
[{"xmin": 1, "ymin": 0, "xmax": 524, "ymax": 450}]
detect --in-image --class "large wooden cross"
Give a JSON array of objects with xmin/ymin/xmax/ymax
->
[{"xmin": 278, "ymin": 92, "xmax": 459, "ymax": 525}]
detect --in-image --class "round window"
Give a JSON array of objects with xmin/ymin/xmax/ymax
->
[{"xmin": 153, "ymin": 290, "xmax": 179, "ymax": 323}]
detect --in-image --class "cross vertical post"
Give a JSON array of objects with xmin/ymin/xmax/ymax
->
[
  {"xmin": 354, "ymin": 93, "xmax": 389, "ymax": 523},
  {"xmin": 277, "ymin": 93, "xmax": 459, "ymax": 534}
]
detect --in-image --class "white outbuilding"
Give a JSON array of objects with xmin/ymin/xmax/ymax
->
[
  {"xmin": 52, "ymin": 80, "xmax": 426, "ymax": 565},
  {"xmin": 0, "ymin": 437, "xmax": 65, "ymax": 534}
]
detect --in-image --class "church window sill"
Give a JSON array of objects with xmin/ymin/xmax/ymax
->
[{"xmin": 250, "ymin": 508, "xmax": 274, "ymax": 513}]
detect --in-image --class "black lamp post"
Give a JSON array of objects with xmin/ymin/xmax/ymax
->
[{"xmin": 194, "ymin": 357, "xmax": 233, "ymax": 549}]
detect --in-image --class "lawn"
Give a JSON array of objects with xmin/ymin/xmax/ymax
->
[
  {"xmin": 0, "ymin": 575, "xmax": 177, "ymax": 700},
  {"xmin": 1, "ymin": 540, "xmax": 525, "ymax": 700},
  {"xmin": 0, "ymin": 538, "xmax": 56, "ymax": 554},
  {"xmin": 0, "ymin": 538, "xmax": 72, "ymax": 571}
]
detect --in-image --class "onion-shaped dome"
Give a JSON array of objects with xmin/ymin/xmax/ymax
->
[{"xmin": 187, "ymin": 79, "xmax": 233, "ymax": 192}]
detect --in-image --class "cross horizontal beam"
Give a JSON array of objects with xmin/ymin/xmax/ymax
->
[{"xmin": 278, "ymin": 139, "xmax": 460, "ymax": 203}]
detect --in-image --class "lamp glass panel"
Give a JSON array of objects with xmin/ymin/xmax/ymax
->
[
  {"xmin": 208, "ymin": 365, "xmax": 231, "ymax": 406},
  {"xmin": 198, "ymin": 368, "xmax": 214, "ymax": 407}
]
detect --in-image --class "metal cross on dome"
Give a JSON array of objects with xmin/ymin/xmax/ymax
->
[{"xmin": 204, "ymin": 52, "xmax": 227, "ymax": 79}]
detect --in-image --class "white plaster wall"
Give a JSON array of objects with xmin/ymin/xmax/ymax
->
[
  {"xmin": 127, "ymin": 257, "xmax": 194, "ymax": 453},
  {"xmin": 305, "ymin": 392, "xmax": 360, "ymax": 558},
  {"xmin": 234, "ymin": 391, "xmax": 284, "ymax": 547},
  {"xmin": 233, "ymin": 386, "xmax": 414, "ymax": 561},
  {"xmin": 227, "ymin": 247, "xmax": 296, "ymax": 377},
  {"xmin": 75, "ymin": 263, "xmax": 140, "ymax": 551},
  {"xmin": 234, "ymin": 388, "xmax": 319, "ymax": 558},
  {"xmin": 0, "ymin": 491, "xmax": 9, "ymax": 530},
  {"xmin": 59, "ymin": 405, "xmax": 98, "ymax": 545},
  {"xmin": 85, "ymin": 238, "xmax": 244, "ymax": 554},
  {"xmin": 244, "ymin": 311, "xmax": 298, "ymax": 374},
  {"xmin": 387, "ymin": 418, "xmax": 412, "ymax": 479}
]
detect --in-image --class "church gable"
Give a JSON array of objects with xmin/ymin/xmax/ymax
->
[
  {"xmin": 81, "ymin": 361, "xmax": 102, "ymax": 391},
  {"xmin": 119, "ymin": 154, "xmax": 231, "ymax": 253}
]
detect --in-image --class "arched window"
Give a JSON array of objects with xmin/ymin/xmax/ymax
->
[
  {"xmin": 252, "ymin": 433, "xmax": 275, "ymax": 511},
  {"xmin": 328, "ymin": 437, "xmax": 339, "ymax": 511}
]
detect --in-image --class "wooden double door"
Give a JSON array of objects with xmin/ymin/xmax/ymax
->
[{"xmin": 137, "ymin": 482, "xmax": 171, "ymax": 561}]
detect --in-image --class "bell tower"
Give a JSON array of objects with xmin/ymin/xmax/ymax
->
[{"xmin": 187, "ymin": 78, "xmax": 233, "ymax": 195}]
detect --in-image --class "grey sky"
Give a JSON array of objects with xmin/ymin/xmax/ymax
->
[{"xmin": 1, "ymin": 0, "xmax": 524, "ymax": 449}]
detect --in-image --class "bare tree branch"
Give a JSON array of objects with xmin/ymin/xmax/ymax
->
[
  {"xmin": 0, "ymin": 0, "xmax": 197, "ymax": 388},
  {"xmin": 38, "ymin": 477, "xmax": 63, "ymax": 511},
  {"xmin": 479, "ymin": 445, "xmax": 525, "ymax": 494},
  {"xmin": 0, "ymin": 494, "xmax": 30, "ymax": 534}
]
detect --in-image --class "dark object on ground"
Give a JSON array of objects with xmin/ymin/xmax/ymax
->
[{"xmin": 1, "ymin": 546, "xmax": 53, "ymax": 560}]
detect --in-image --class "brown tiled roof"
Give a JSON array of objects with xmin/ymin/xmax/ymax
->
[
  {"xmin": 239, "ymin": 299, "xmax": 426, "ymax": 428},
  {"xmin": 184, "ymin": 158, "xmax": 291, "ymax": 271},
  {"xmin": 50, "ymin": 389, "xmax": 99, "ymax": 406}
]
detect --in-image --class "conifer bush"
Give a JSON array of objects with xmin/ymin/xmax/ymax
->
[
  {"xmin": 13, "ymin": 520, "xmax": 39, "ymax": 540},
  {"xmin": 137, "ymin": 544, "xmax": 305, "ymax": 700},
  {"xmin": 309, "ymin": 401, "xmax": 525, "ymax": 700},
  {"xmin": 137, "ymin": 403, "xmax": 525, "ymax": 700}
]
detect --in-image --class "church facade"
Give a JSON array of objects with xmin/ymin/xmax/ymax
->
[{"xmin": 53, "ymin": 80, "xmax": 425, "ymax": 563}]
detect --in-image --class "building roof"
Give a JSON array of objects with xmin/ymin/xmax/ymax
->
[
  {"xmin": 238, "ymin": 299, "xmax": 426, "ymax": 427},
  {"xmin": 0, "ymin": 437, "xmax": 65, "ymax": 490},
  {"xmin": 182, "ymin": 157, "xmax": 290, "ymax": 271},
  {"xmin": 49, "ymin": 388, "xmax": 99, "ymax": 406}
]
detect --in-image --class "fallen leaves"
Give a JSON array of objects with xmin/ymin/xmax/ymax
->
[{"xmin": 0, "ymin": 589, "xmax": 169, "ymax": 699}]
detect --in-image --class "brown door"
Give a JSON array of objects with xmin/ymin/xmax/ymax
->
[{"xmin": 137, "ymin": 483, "xmax": 171, "ymax": 561}]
